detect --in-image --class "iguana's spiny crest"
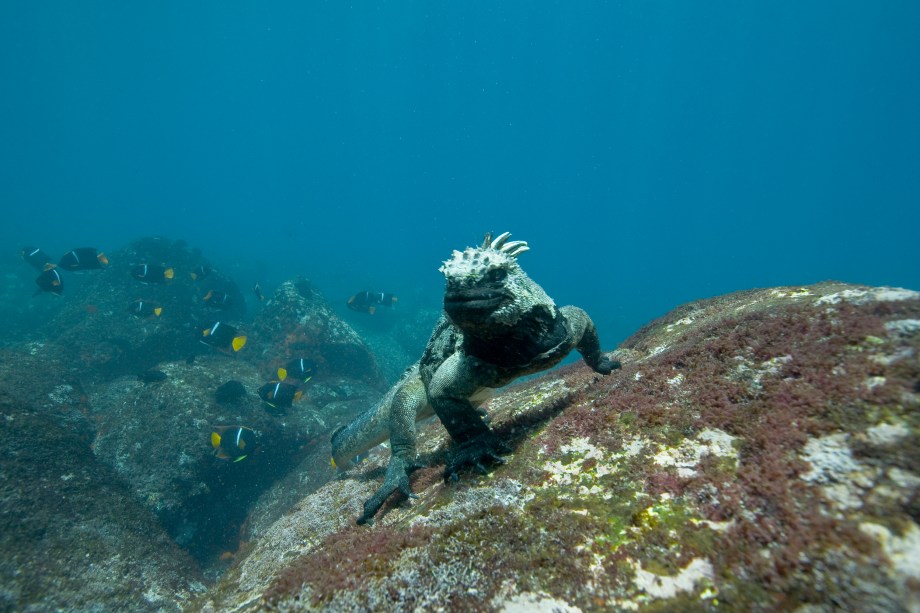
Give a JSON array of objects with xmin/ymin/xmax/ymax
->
[
  {"xmin": 440, "ymin": 232, "xmax": 554, "ymax": 330},
  {"xmin": 439, "ymin": 232, "xmax": 525, "ymax": 278}
]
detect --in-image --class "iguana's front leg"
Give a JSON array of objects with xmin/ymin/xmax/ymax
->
[
  {"xmin": 356, "ymin": 376, "xmax": 427, "ymax": 525},
  {"xmin": 426, "ymin": 353, "xmax": 510, "ymax": 481},
  {"xmin": 560, "ymin": 305, "xmax": 621, "ymax": 374}
]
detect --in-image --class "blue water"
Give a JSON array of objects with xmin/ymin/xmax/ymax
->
[{"xmin": 2, "ymin": 2, "xmax": 918, "ymax": 346}]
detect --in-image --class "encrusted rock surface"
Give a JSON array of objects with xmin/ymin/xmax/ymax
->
[
  {"xmin": 86, "ymin": 354, "xmax": 384, "ymax": 572},
  {"xmin": 3, "ymin": 242, "xmax": 395, "ymax": 604},
  {"xmin": 197, "ymin": 282, "xmax": 920, "ymax": 612},
  {"xmin": 245, "ymin": 278, "xmax": 388, "ymax": 389},
  {"xmin": 87, "ymin": 356, "xmax": 302, "ymax": 564},
  {"xmin": 0, "ymin": 351, "xmax": 206, "ymax": 612}
]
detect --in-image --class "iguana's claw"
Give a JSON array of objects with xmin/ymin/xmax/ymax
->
[
  {"xmin": 356, "ymin": 456, "xmax": 424, "ymax": 525},
  {"xmin": 595, "ymin": 355, "xmax": 621, "ymax": 375},
  {"xmin": 444, "ymin": 432, "xmax": 510, "ymax": 483}
]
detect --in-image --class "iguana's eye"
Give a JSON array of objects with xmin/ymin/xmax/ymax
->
[{"xmin": 485, "ymin": 269, "xmax": 507, "ymax": 283}]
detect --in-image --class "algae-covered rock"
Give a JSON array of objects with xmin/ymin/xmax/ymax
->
[
  {"xmin": 86, "ymin": 355, "xmax": 323, "ymax": 567},
  {"xmin": 86, "ymin": 353, "xmax": 385, "ymax": 572},
  {"xmin": 245, "ymin": 277, "xmax": 387, "ymax": 389},
  {"xmin": 0, "ymin": 350, "xmax": 205, "ymax": 612},
  {"xmin": 198, "ymin": 282, "xmax": 920, "ymax": 612},
  {"xmin": 240, "ymin": 387, "xmax": 381, "ymax": 543}
]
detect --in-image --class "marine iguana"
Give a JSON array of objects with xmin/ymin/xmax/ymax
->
[{"xmin": 331, "ymin": 232, "xmax": 620, "ymax": 524}]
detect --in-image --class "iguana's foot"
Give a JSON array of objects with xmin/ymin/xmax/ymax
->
[
  {"xmin": 357, "ymin": 456, "xmax": 424, "ymax": 526},
  {"xmin": 443, "ymin": 432, "xmax": 511, "ymax": 483},
  {"xmin": 594, "ymin": 355, "xmax": 621, "ymax": 375}
]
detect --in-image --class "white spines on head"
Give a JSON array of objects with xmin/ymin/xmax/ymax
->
[{"xmin": 439, "ymin": 232, "xmax": 529, "ymax": 279}]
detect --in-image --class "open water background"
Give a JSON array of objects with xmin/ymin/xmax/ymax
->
[{"xmin": 2, "ymin": 2, "xmax": 918, "ymax": 346}]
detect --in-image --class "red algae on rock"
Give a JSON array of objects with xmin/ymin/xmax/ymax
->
[{"xmin": 193, "ymin": 282, "xmax": 920, "ymax": 612}]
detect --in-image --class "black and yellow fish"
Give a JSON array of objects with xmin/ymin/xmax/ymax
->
[
  {"xmin": 329, "ymin": 452, "xmax": 369, "ymax": 470},
  {"xmin": 127, "ymin": 299, "xmax": 163, "ymax": 318},
  {"xmin": 200, "ymin": 321, "xmax": 247, "ymax": 353},
  {"xmin": 211, "ymin": 426, "xmax": 255, "ymax": 462},
  {"xmin": 258, "ymin": 380, "xmax": 303, "ymax": 409},
  {"xmin": 346, "ymin": 291, "xmax": 398, "ymax": 315},
  {"xmin": 278, "ymin": 357, "xmax": 316, "ymax": 384},
  {"xmin": 22, "ymin": 246, "xmax": 54, "ymax": 271},
  {"xmin": 189, "ymin": 265, "xmax": 214, "ymax": 281},
  {"xmin": 59, "ymin": 248, "xmax": 109, "ymax": 271},
  {"xmin": 34, "ymin": 265, "xmax": 63, "ymax": 296},
  {"xmin": 131, "ymin": 264, "xmax": 175, "ymax": 284},
  {"xmin": 203, "ymin": 290, "xmax": 232, "ymax": 309},
  {"xmin": 328, "ymin": 427, "xmax": 369, "ymax": 469}
]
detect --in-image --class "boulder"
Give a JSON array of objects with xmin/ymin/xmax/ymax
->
[
  {"xmin": 197, "ymin": 282, "xmax": 920, "ymax": 612},
  {"xmin": 86, "ymin": 355, "xmax": 321, "ymax": 568},
  {"xmin": 245, "ymin": 278, "xmax": 387, "ymax": 390},
  {"xmin": 0, "ymin": 349, "xmax": 206, "ymax": 612}
]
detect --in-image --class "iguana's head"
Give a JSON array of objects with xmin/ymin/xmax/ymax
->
[{"xmin": 439, "ymin": 232, "xmax": 555, "ymax": 335}]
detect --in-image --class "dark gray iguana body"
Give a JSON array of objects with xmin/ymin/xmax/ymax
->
[{"xmin": 331, "ymin": 232, "xmax": 619, "ymax": 524}]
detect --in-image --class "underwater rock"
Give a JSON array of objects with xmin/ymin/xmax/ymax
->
[
  {"xmin": 85, "ymin": 352, "xmax": 385, "ymax": 573},
  {"xmin": 197, "ymin": 282, "xmax": 920, "ymax": 612},
  {"xmin": 138, "ymin": 368, "xmax": 168, "ymax": 384},
  {"xmin": 245, "ymin": 277, "xmax": 387, "ymax": 390},
  {"xmin": 31, "ymin": 237, "xmax": 246, "ymax": 383},
  {"xmin": 0, "ymin": 350, "xmax": 205, "ymax": 611},
  {"xmin": 240, "ymin": 387, "xmax": 383, "ymax": 542},
  {"xmin": 86, "ymin": 355, "xmax": 308, "ymax": 568}
]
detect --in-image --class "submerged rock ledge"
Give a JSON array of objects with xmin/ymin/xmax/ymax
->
[{"xmin": 197, "ymin": 281, "xmax": 920, "ymax": 612}]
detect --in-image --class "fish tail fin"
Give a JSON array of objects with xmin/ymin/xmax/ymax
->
[
  {"xmin": 164, "ymin": 268, "xmax": 175, "ymax": 279},
  {"xmin": 232, "ymin": 336, "xmax": 247, "ymax": 352},
  {"xmin": 277, "ymin": 367, "xmax": 287, "ymax": 381},
  {"xmin": 211, "ymin": 432, "xmax": 222, "ymax": 448},
  {"xmin": 153, "ymin": 307, "xmax": 163, "ymax": 317}
]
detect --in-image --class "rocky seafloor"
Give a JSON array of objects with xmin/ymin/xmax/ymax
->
[
  {"xmin": 198, "ymin": 282, "xmax": 920, "ymax": 612},
  {"xmin": 2, "ymin": 247, "xmax": 918, "ymax": 612}
]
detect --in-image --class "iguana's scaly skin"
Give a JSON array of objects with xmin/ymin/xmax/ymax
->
[{"xmin": 331, "ymin": 233, "xmax": 619, "ymax": 524}]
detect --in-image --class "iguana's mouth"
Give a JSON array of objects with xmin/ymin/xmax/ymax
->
[{"xmin": 444, "ymin": 287, "xmax": 510, "ymax": 314}]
